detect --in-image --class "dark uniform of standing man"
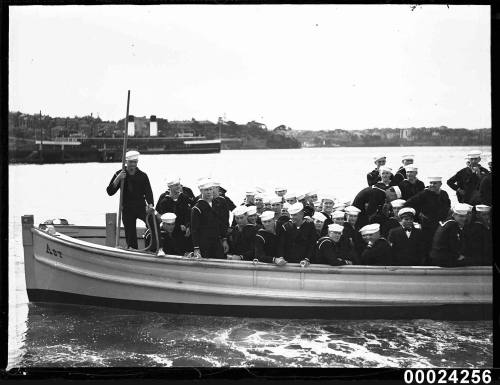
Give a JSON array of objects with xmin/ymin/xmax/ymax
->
[
  {"xmin": 191, "ymin": 178, "xmax": 229, "ymax": 259},
  {"xmin": 429, "ymin": 203, "xmax": 471, "ymax": 267},
  {"xmin": 403, "ymin": 176, "xmax": 451, "ymax": 261},
  {"xmin": 106, "ymin": 150, "xmax": 157, "ymax": 250},
  {"xmin": 447, "ymin": 150, "xmax": 490, "ymax": 205},
  {"xmin": 277, "ymin": 202, "xmax": 317, "ymax": 265},
  {"xmin": 398, "ymin": 165, "xmax": 425, "ymax": 200}
]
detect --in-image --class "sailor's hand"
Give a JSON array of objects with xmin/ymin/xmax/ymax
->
[
  {"xmin": 273, "ymin": 257, "xmax": 287, "ymax": 266},
  {"xmin": 300, "ymin": 259, "xmax": 310, "ymax": 267},
  {"xmin": 113, "ymin": 170, "xmax": 127, "ymax": 186},
  {"xmin": 193, "ymin": 248, "xmax": 202, "ymax": 259},
  {"xmin": 222, "ymin": 239, "xmax": 229, "ymax": 253},
  {"xmin": 180, "ymin": 225, "xmax": 187, "ymax": 232},
  {"xmin": 227, "ymin": 254, "xmax": 243, "ymax": 261},
  {"xmin": 146, "ymin": 204, "xmax": 155, "ymax": 214},
  {"xmin": 185, "ymin": 227, "xmax": 191, "ymax": 237},
  {"xmin": 304, "ymin": 216, "xmax": 313, "ymax": 223},
  {"xmin": 157, "ymin": 249, "xmax": 166, "ymax": 257},
  {"xmin": 458, "ymin": 254, "xmax": 466, "ymax": 261},
  {"xmin": 344, "ymin": 259, "xmax": 353, "ymax": 265}
]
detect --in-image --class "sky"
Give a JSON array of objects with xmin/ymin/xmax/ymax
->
[{"xmin": 9, "ymin": 4, "xmax": 490, "ymax": 130}]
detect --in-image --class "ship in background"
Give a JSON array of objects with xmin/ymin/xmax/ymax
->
[{"xmin": 9, "ymin": 114, "xmax": 222, "ymax": 164}]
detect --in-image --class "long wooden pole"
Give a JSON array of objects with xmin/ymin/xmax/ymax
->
[{"xmin": 115, "ymin": 90, "xmax": 131, "ymax": 247}]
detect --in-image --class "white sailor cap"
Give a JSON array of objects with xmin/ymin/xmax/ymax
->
[
  {"xmin": 297, "ymin": 193, "xmax": 306, "ymax": 201},
  {"xmin": 260, "ymin": 211, "xmax": 275, "ymax": 221},
  {"xmin": 466, "ymin": 150, "xmax": 482, "ymax": 159},
  {"xmin": 160, "ymin": 212, "xmax": 176, "ymax": 224},
  {"xmin": 125, "ymin": 150, "xmax": 140, "ymax": 161},
  {"xmin": 166, "ymin": 177, "xmax": 180, "ymax": 187},
  {"xmin": 453, "ymin": 203, "xmax": 473, "ymax": 215},
  {"xmin": 270, "ymin": 196, "xmax": 282, "ymax": 204},
  {"xmin": 373, "ymin": 155, "xmax": 386, "ymax": 162},
  {"xmin": 405, "ymin": 165, "xmax": 418, "ymax": 172},
  {"xmin": 428, "ymin": 176, "xmax": 442, "ymax": 182},
  {"xmin": 332, "ymin": 201, "xmax": 346, "ymax": 211},
  {"xmin": 475, "ymin": 204, "xmax": 491, "ymax": 213},
  {"xmin": 390, "ymin": 199, "xmax": 406, "ymax": 208},
  {"xmin": 288, "ymin": 202, "xmax": 304, "ymax": 215},
  {"xmin": 275, "ymin": 186, "xmax": 287, "ymax": 192},
  {"xmin": 332, "ymin": 210, "xmax": 345, "ymax": 219},
  {"xmin": 314, "ymin": 201, "xmax": 322, "ymax": 208},
  {"xmin": 307, "ymin": 189, "xmax": 318, "ymax": 196},
  {"xmin": 255, "ymin": 186, "xmax": 266, "ymax": 193},
  {"xmin": 322, "ymin": 195, "xmax": 336, "ymax": 203},
  {"xmin": 312, "ymin": 212, "xmax": 327, "ymax": 223},
  {"xmin": 198, "ymin": 177, "xmax": 215, "ymax": 189},
  {"xmin": 284, "ymin": 192, "xmax": 297, "ymax": 200},
  {"xmin": 398, "ymin": 207, "xmax": 416, "ymax": 218},
  {"xmin": 345, "ymin": 206, "xmax": 361, "ymax": 215},
  {"xmin": 245, "ymin": 206, "xmax": 258, "ymax": 215},
  {"xmin": 328, "ymin": 223, "xmax": 344, "ymax": 233},
  {"xmin": 255, "ymin": 193, "xmax": 264, "ymax": 200},
  {"xmin": 359, "ymin": 223, "xmax": 380, "ymax": 235},
  {"xmin": 211, "ymin": 180, "xmax": 221, "ymax": 187},
  {"xmin": 232, "ymin": 206, "xmax": 248, "ymax": 216},
  {"xmin": 379, "ymin": 165, "xmax": 393, "ymax": 174},
  {"xmin": 262, "ymin": 196, "xmax": 272, "ymax": 204},
  {"xmin": 245, "ymin": 190, "xmax": 256, "ymax": 196},
  {"xmin": 282, "ymin": 202, "xmax": 291, "ymax": 210},
  {"xmin": 401, "ymin": 154, "xmax": 414, "ymax": 161}
]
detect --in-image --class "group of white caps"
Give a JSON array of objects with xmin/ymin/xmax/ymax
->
[{"xmin": 372, "ymin": 150, "xmax": 491, "ymax": 182}]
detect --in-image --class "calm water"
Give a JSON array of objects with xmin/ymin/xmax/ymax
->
[{"xmin": 8, "ymin": 146, "xmax": 492, "ymax": 368}]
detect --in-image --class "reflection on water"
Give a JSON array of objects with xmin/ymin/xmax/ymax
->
[{"xmin": 17, "ymin": 303, "xmax": 492, "ymax": 367}]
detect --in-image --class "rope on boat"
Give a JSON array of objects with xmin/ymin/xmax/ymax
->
[{"xmin": 138, "ymin": 210, "xmax": 160, "ymax": 253}]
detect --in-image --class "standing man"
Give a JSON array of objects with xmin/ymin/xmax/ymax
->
[
  {"xmin": 106, "ymin": 150, "xmax": 157, "ymax": 250},
  {"xmin": 398, "ymin": 165, "xmax": 425, "ymax": 200},
  {"xmin": 191, "ymin": 178, "xmax": 229, "ymax": 259},
  {"xmin": 392, "ymin": 155, "xmax": 414, "ymax": 186},
  {"xmin": 429, "ymin": 203, "xmax": 472, "ymax": 267},
  {"xmin": 277, "ymin": 202, "xmax": 317, "ymax": 266},
  {"xmin": 387, "ymin": 207, "xmax": 425, "ymax": 266},
  {"xmin": 447, "ymin": 150, "xmax": 490, "ymax": 205},
  {"xmin": 403, "ymin": 176, "xmax": 451, "ymax": 260},
  {"xmin": 367, "ymin": 155, "xmax": 391, "ymax": 186}
]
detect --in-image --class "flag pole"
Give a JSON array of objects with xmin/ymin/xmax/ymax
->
[{"xmin": 115, "ymin": 90, "xmax": 131, "ymax": 247}]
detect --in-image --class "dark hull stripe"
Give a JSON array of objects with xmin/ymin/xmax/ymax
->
[{"xmin": 27, "ymin": 289, "xmax": 491, "ymax": 320}]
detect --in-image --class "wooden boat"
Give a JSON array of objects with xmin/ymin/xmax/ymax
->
[{"xmin": 21, "ymin": 215, "xmax": 492, "ymax": 320}]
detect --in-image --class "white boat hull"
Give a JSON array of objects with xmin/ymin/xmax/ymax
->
[{"xmin": 23, "ymin": 220, "xmax": 492, "ymax": 320}]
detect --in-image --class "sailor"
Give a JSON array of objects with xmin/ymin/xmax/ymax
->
[
  {"xmin": 398, "ymin": 165, "xmax": 425, "ymax": 200},
  {"xmin": 373, "ymin": 166, "xmax": 393, "ymax": 190},
  {"xmin": 387, "ymin": 207, "xmax": 425, "ymax": 266},
  {"xmin": 243, "ymin": 190, "xmax": 256, "ymax": 206},
  {"xmin": 245, "ymin": 205, "xmax": 260, "ymax": 226},
  {"xmin": 277, "ymin": 202, "xmax": 317, "ymax": 265},
  {"xmin": 464, "ymin": 205, "xmax": 492, "ymax": 265},
  {"xmin": 227, "ymin": 205, "xmax": 258, "ymax": 261},
  {"xmin": 403, "ymin": 176, "xmax": 451, "ymax": 259},
  {"xmin": 270, "ymin": 196, "xmax": 283, "ymax": 217},
  {"xmin": 343, "ymin": 205, "xmax": 364, "ymax": 259},
  {"xmin": 263, "ymin": 196, "xmax": 272, "ymax": 211},
  {"xmin": 212, "ymin": 180, "xmax": 234, "ymax": 241},
  {"xmin": 359, "ymin": 223, "xmax": 393, "ymax": 266},
  {"xmin": 275, "ymin": 186, "xmax": 287, "ymax": 203},
  {"xmin": 370, "ymin": 200, "xmax": 401, "ymax": 238},
  {"xmin": 284, "ymin": 191, "xmax": 298, "ymax": 205},
  {"xmin": 190, "ymin": 178, "xmax": 228, "ymax": 259},
  {"xmin": 155, "ymin": 176, "xmax": 192, "ymax": 238},
  {"xmin": 314, "ymin": 201, "xmax": 322, "ymax": 212},
  {"xmin": 331, "ymin": 210, "xmax": 346, "ymax": 225},
  {"xmin": 315, "ymin": 223, "xmax": 355, "ymax": 266},
  {"xmin": 106, "ymin": 150, "xmax": 158, "ymax": 250},
  {"xmin": 392, "ymin": 155, "xmax": 414, "ymax": 186},
  {"xmin": 446, "ymin": 150, "xmax": 490, "ymax": 205},
  {"xmin": 321, "ymin": 195, "xmax": 336, "ymax": 221},
  {"xmin": 479, "ymin": 157, "xmax": 492, "ymax": 206},
  {"xmin": 254, "ymin": 211, "xmax": 287, "ymax": 265},
  {"xmin": 298, "ymin": 193, "xmax": 316, "ymax": 218},
  {"xmin": 351, "ymin": 187, "xmax": 373, "ymax": 228},
  {"xmin": 429, "ymin": 203, "xmax": 472, "ymax": 267},
  {"xmin": 365, "ymin": 185, "xmax": 402, "ymax": 223},
  {"xmin": 312, "ymin": 211, "xmax": 328, "ymax": 237},
  {"xmin": 332, "ymin": 200, "xmax": 347, "ymax": 212},
  {"xmin": 255, "ymin": 193, "xmax": 265, "ymax": 214},
  {"xmin": 307, "ymin": 190, "xmax": 319, "ymax": 204},
  {"xmin": 367, "ymin": 155, "xmax": 392, "ymax": 186},
  {"xmin": 276, "ymin": 202, "xmax": 291, "ymax": 237},
  {"xmin": 156, "ymin": 212, "xmax": 191, "ymax": 256}
]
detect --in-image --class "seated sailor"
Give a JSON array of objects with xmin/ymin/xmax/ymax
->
[
  {"xmin": 392, "ymin": 154, "xmax": 414, "ymax": 186},
  {"xmin": 373, "ymin": 165, "xmax": 394, "ymax": 190},
  {"xmin": 387, "ymin": 207, "xmax": 425, "ymax": 266},
  {"xmin": 321, "ymin": 195, "xmax": 336, "ymax": 221},
  {"xmin": 359, "ymin": 223, "xmax": 392, "ymax": 265},
  {"xmin": 263, "ymin": 196, "xmax": 272, "ymax": 211},
  {"xmin": 254, "ymin": 210, "xmax": 286, "ymax": 265},
  {"xmin": 343, "ymin": 205, "xmax": 365, "ymax": 258},
  {"xmin": 398, "ymin": 164, "xmax": 424, "ymax": 200},
  {"xmin": 245, "ymin": 205, "xmax": 261, "ymax": 226},
  {"xmin": 298, "ymin": 192, "xmax": 316, "ymax": 218},
  {"xmin": 243, "ymin": 190, "xmax": 256, "ymax": 206},
  {"xmin": 156, "ymin": 212, "xmax": 192, "ymax": 257},
  {"xmin": 284, "ymin": 191, "xmax": 298, "ymax": 205},
  {"xmin": 429, "ymin": 203, "xmax": 472, "ymax": 267},
  {"xmin": 227, "ymin": 205, "xmax": 258, "ymax": 261},
  {"xmin": 312, "ymin": 211, "xmax": 328, "ymax": 237},
  {"xmin": 331, "ymin": 210, "xmax": 346, "ymax": 225},
  {"xmin": 270, "ymin": 196, "xmax": 283, "ymax": 217},
  {"xmin": 277, "ymin": 202, "xmax": 317, "ymax": 266},
  {"xmin": 367, "ymin": 154, "xmax": 392, "ymax": 186},
  {"xmin": 255, "ymin": 193, "xmax": 265, "ymax": 214},
  {"xmin": 155, "ymin": 176, "xmax": 192, "ymax": 238},
  {"xmin": 315, "ymin": 223, "xmax": 356, "ymax": 266},
  {"xmin": 463, "ymin": 204, "xmax": 492, "ymax": 266}
]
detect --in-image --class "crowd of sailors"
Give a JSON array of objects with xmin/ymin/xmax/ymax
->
[{"xmin": 106, "ymin": 150, "xmax": 492, "ymax": 267}]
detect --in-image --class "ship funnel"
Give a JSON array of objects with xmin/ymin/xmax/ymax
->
[
  {"xmin": 127, "ymin": 115, "xmax": 135, "ymax": 137},
  {"xmin": 150, "ymin": 115, "xmax": 158, "ymax": 137}
]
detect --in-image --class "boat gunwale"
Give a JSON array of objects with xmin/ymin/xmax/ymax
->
[{"xmin": 31, "ymin": 227, "xmax": 492, "ymax": 276}]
